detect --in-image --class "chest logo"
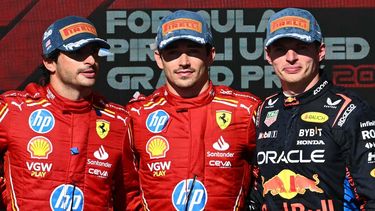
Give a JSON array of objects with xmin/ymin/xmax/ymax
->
[
  {"xmin": 94, "ymin": 145, "xmax": 109, "ymax": 161},
  {"xmin": 96, "ymin": 119, "xmax": 110, "ymax": 139},
  {"xmin": 146, "ymin": 109, "xmax": 169, "ymax": 133},
  {"xmin": 29, "ymin": 109, "xmax": 55, "ymax": 134},
  {"xmin": 213, "ymin": 136, "xmax": 230, "ymax": 151},
  {"xmin": 301, "ymin": 112, "xmax": 329, "ymax": 123},
  {"xmin": 264, "ymin": 110, "xmax": 279, "ymax": 127},
  {"xmin": 216, "ymin": 110, "xmax": 232, "ymax": 130},
  {"xmin": 27, "ymin": 136, "xmax": 53, "ymax": 159},
  {"xmin": 146, "ymin": 136, "xmax": 170, "ymax": 159}
]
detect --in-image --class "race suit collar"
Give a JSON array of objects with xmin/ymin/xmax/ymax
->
[
  {"xmin": 163, "ymin": 81, "xmax": 215, "ymax": 110},
  {"xmin": 283, "ymin": 74, "xmax": 332, "ymax": 107},
  {"xmin": 41, "ymin": 83, "xmax": 93, "ymax": 113}
]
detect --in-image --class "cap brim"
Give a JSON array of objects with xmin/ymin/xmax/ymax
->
[
  {"xmin": 58, "ymin": 38, "xmax": 110, "ymax": 52},
  {"xmin": 265, "ymin": 33, "xmax": 316, "ymax": 47},
  {"xmin": 155, "ymin": 35, "xmax": 207, "ymax": 50}
]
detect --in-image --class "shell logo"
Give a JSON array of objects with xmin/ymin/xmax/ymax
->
[
  {"xmin": 27, "ymin": 136, "xmax": 53, "ymax": 159},
  {"xmin": 301, "ymin": 112, "xmax": 329, "ymax": 123},
  {"xmin": 146, "ymin": 136, "xmax": 169, "ymax": 159},
  {"xmin": 371, "ymin": 168, "xmax": 375, "ymax": 178}
]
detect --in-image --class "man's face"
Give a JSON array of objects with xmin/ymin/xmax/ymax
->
[
  {"xmin": 266, "ymin": 38, "xmax": 325, "ymax": 93},
  {"xmin": 155, "ymin": 40, "xmax": 215, "ymax": 97},
  {"xmin": 50, "ymin": 43, "xmax": 100, "ymax": 91}
]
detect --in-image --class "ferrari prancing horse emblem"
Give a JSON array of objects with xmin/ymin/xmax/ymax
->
[
  {"xmin": 96, "ymin": 119, "xmax": 110, "ymax": 139},
  {"xmin": 216, "ymin": 110, "xmax": 232, "ymax": 130}
]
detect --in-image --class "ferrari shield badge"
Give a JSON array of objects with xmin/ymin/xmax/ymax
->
[
  {"xmin": 216, "ymin": 110, "xmax": 232, "ymax": 130},
  {"xmin": 96, "ymin": 119, "xmax": 110, "ymax": 139}
]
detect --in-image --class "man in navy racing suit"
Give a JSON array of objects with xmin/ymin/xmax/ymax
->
[{"xmin": 250, "ymin": 8, "xmax": 375, "ymax": 210}]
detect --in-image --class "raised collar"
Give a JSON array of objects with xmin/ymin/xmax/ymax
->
[
  {"xmin": 28, "ymin": 83, "xmax": 94, "ymax": 113},
  {"xmin": 283, "ymin": 75, "xmax": 332, "ymax": 108},
  {"xmin": 162, "ymin": 82, "xmax": 215, "ymax": 110}
]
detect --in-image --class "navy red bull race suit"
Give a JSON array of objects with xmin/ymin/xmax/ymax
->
[
  {"xmin": 126, "ymin": 82, "xmax": 261, "ymax": 211},
  {"xmin": 250, "ymin": 76, "xmax": 375, "ymax": 210}
]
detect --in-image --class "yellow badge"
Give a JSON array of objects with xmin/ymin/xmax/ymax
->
[
  {"xmin": 96, "ymin": 120, "xmax": 110, "ymax": 139},
  {"xmin": 216, "ymin": 110, "xmax": 232, "ymax": 130}
]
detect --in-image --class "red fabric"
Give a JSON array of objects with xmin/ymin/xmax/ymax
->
[
  {"xmin": 0, "ymin": 83, "xmax": 141, "ymax": 210},
  {"xmin": 127, "ymin": 82, "xmax": 261, "ymax": 210}
]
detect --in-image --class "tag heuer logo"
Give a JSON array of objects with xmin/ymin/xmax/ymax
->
[
  {"xmin": 216, "ymin": 110, "xmax": 232, "ymax": 130},
  {"xmin": 96, "ymin": 119, "xmax": 110, "ymax": 139},
  {"xmin": 264, "ymin": 110, "xmax": 279, "ymax": 127}
]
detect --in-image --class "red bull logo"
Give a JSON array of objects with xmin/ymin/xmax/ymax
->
[{"xmin": 262, "ymin": 169, "xmax": 323, "ymax": 199}]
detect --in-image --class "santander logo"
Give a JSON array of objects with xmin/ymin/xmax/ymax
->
[{"xmin": 213, "ymin": 136, "xmax": 230, "ymax": 151}]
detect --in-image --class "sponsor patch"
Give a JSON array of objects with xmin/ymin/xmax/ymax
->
[
  {"xmin": 301, "ymin": 112, "xmax": 328, "ymax": 123},
  {"xmin": 216, "ymin": 110, "xmax": 231, "ymax": 130},
  {"xmin": 96, "ymin": 119, "xmax": 110, "ymax": 139},
  {"xmin": 258, "ymin": 130, "xmax": 278, "ymax": 139},
  {"xmin": 146, "ymin": 136, "xmax": 170, "ymax": 159},
  {"xmin": 60, "ymin": 22, "xmax": 97, "ymax": 40},
  {"xmin": 146, "ymin": 110, "xmax": 169, "ymax": 133},
  {"xmin": 147, "ymin": 161, "xmax": 171, "ymax": 177},
  {"xmin": 50, "ymin": 184, "xmax": 84, "ymax": 211},
  {"xmin": 162, "ymin": 18, "xmax": 202, "ymax": 35},
  {"xmin": 270, "ymin": 16, "xmax": 310, "ymax": 33},
  {"xmin": 264, "ymin": 110, "xmax": 279, "ymax": 127},
  {"xmin": 212, "ymin": 136, "xmax": 230, "ymax": 151},
  {"xmin": 371, "ymin": 168, "xmax": 375, "ymax": 178},
  {"xmin": 29, "ymin": 109, "xmax": 55, "ymax": 133},
  {"xmin": 27, "ymin": 136, "xmax": 53, "ymax": 159},
  {"xmin": 262, "ymin": 169, "xmax": 323, "ymax": 199},
  {"xmin": 93, "ymin": 145, "xmax": 109, "ymax": 161},
  {"xmin": 172, "ymin": 179, "xmax": 207, "ymax": 211},
  {"xmin": 368, "ymin": 152, "xmax": 375, "ymax": 163}
]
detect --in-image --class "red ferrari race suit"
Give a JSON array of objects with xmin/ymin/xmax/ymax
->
[
  {"xmin": 0, "ymin": 83, "xmax": 141, "ymax": 211},
  {"xmin": 126, "ymin": 82, "xmax": 261, "ymax": 211},
  {"xmin": 250, "ymin": 76, "xmax": 375, "ymax": 210}
]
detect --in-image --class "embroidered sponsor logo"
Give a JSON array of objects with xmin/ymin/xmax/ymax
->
[
  {"xmin": 360, "ymin": 120, "xmax": 375, "ymax": 128},
  {"xmin": 262, "ymin": 169, "xmax": 323, "ymax": 199},
  {"xmin": 162, "ymin": 18, "xmax": 202, "ymax": 35},
  {"xmin": 213, "ymin": 136, "xmax": 230, "ymax": 151},
  {"xmin": 146, "ymin": 136, "xmax": 170, "ymax": 159},
  {"xmin": 147, "ymin": 161, "xmax": 171, "ymax": 177},
  {"xmin": 27, "ymin": 136, "xmax": 53, "ymax": 159},
  {"xmin": 50, "ymin": 184, "xmax": 84, "ymax": 211},
  {"xmin": 338, "ymin": 104, "xmax": 356, "ymax": 127},
  {"xmin": 60, "ymin": 22, "xmax": 97, "ymax": 40},
  {"xmin": 146, "ymin": 110, "xmax": 169, "ymax": 133},
  {"xmin": 258, "ymin": 130, "xmax": 278, "ymax": 139},
  {"xmin": 301, "ymin": 112, "xmax": 328, "ymax": 123},
  {"xmin": 96, "ymin": 119, "xmax": 110, "ymax": 139},
  {"xmin": 216, "ymin": 110, "xmax": 231, "ymax": 130},
  {"xmin": 271, "ymin": 16, "xmax": 310, "ymax": 33},
  {"xmin": 313, "ymin": 81, "xmax": 328, "ymax": 95},
  {"xmin": 264, "ymin": 110, "xmax": 279, "ymax": 127},
  {"xmin": 29, "ymin": 109, "xmax": 55, "ymax": 133},
  {"xmin": 93, "ymin": 145, "xmax": 109, "ymax": 161},
  {"xmin": 172, "ymin": 179, "xmax": 207, "ymax": 211}
]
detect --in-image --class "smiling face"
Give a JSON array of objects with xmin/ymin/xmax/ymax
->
[
  {"xmin": 265, "ymin": 38, "xmax": 326, "ymax": 95},
  {"xmin": 154, "ymin": 39, "xmax": 215, "ymax": 98}
]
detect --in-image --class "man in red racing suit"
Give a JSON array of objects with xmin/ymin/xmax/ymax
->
[
  {"xmin": 127, "ymin": 83, "xmax": 260, "ymax": 210},
  {"xmin": 0, "ymin": 16, "xmax": 141, "ymax": 210},
  {"xmin": 0, "ymin": 84, "xmax": 140, "ymax": 210},
  {"xmin": 126, "ymin": 10, "xmax": 261, "ymax": 211}
]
